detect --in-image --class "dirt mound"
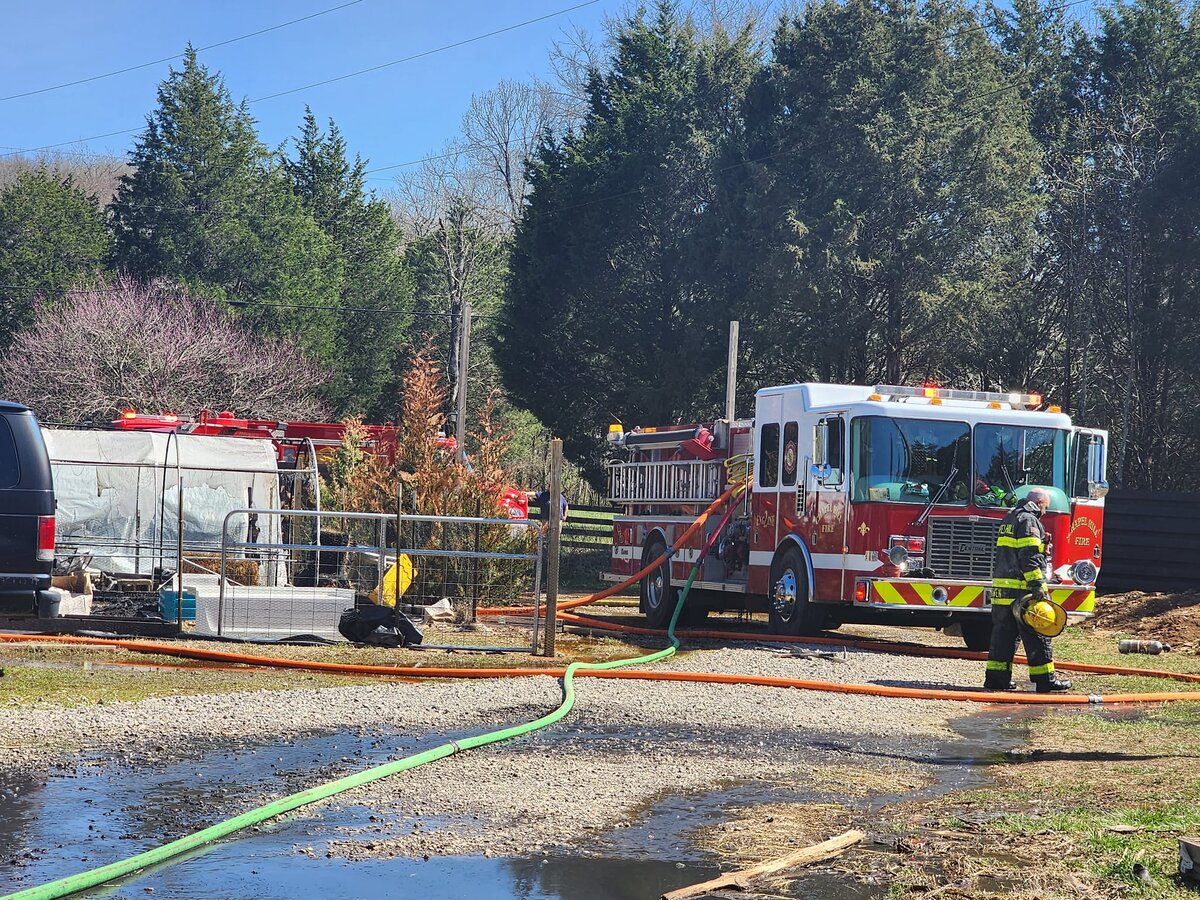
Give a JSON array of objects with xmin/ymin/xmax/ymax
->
[{"xmin": 1088, "ymin": 590, "xmax": 1200, "ymax": 648}]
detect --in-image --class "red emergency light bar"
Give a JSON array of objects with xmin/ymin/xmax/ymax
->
[{"xmin": 114, "ymin": 411, "xmax": 182, "ymax": 432}]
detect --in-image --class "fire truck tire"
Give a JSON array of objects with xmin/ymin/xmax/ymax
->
[
  {"xmin": 640, "ymin": 538, "xmax": 677, "ymax": 629},
  {"xmin": 959, "ymin": 618, "xmax": 993, "ymax": 652},
  {"xmin": 768, "ymin": 546, "xmax": 824, "ymax": 636}
]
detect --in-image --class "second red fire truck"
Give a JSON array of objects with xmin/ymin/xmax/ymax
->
[{"xmin": 604, "ymin": 383, "xmax": 1108, "ymax": 649}]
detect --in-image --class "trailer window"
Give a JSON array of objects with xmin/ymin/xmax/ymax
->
[
  {"xmin": 850, "ymin": 417, "xmax": 969, "ymax": 504},
  {"xmin": 0, "ymin": 417, "xmax": 18, "ymax": 489},
  {"xmin": 760, "ymin": 423, "xmax": 780, "ymax": 488},
  {"xmin": 781, "ymin": 422, "xmax": 798, "ymax": 486}
]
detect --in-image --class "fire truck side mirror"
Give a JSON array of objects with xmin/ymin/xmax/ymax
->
[
  {"xmin": 812, "ymin": 420, "xmax": 831, "ymax": 483},
  {"xmin": 1086, "ymin": 436, "xmax": 1109, "ymax": 500}
]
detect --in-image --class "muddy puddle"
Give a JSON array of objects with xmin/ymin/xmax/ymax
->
[{"xmin": 0, "ymin": 705, "xmax": 1140, "ymax": 899}]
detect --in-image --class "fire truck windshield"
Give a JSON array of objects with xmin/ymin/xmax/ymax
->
[
  {"xmin": 973, "ymin": 424, "xmax": 1069, "ymax": 512},
  {"xmin": 850, "ymin": 417, "xmax": 970, "ymax": 504}
]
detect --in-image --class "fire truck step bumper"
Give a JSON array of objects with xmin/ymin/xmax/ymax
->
[{"xmin": 855, "ymin": 579, "xmax": 1095, "ymax": 617}]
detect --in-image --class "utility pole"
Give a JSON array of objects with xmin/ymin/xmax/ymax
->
[
  {"xmin": 725, "ymin": 320, "xmax": 739, "ymax": 422},
  {"xmin": 455, "ymin": 300, "xmax": 472, "ymax": 464}
]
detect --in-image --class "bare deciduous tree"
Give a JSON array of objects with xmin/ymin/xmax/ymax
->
[
  {"xmin": 461, "ymin": 79, "xmax": 575, "ymax": 224},
  {"xmin": 389, "ymin": 147, "xmax": 509, "ymax": 418},
  {"xmin": 0, "ymin": 152, "xmax": 128, "ymax": 205},
  {"xmin": 2, "ymin": 276, "xmax": 328, "ymax": 423}
]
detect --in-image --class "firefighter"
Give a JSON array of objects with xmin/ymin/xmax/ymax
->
[{"xmin": 984, "ymin": 487, "xmax": 1073, "ymax": 692}]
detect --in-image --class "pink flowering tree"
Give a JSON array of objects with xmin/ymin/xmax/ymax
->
[{"xmin": 1, "ymin": 276, "xmax": 329, "ymax": 423}]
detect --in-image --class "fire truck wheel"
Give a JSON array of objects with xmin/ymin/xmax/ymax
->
[
  {"xmin": 640, "ymin": 538, "xmax": 677, "ymax": 629},
  {"xmin": 768, "ymin": 546, "xmax": 824, "ymax": 636},
  {"xmin": 959, "ymin": 617, "xmax": 993, "ymax": 652}
]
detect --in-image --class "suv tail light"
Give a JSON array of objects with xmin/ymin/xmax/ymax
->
[{"xmin": 37, "ymin": 515, "xmax": 55, "ymax": 562}]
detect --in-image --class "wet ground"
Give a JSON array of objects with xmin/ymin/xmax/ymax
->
[{"xmin": 0, "ymin": 700, "xmax": 1063, "ymax": 900}]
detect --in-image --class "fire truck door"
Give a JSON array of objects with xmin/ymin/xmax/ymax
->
[
  {"xmin": 808, "ymin": 414, "xmax": 848, "ymax": 601},
  {"xmin": 756, "ymin": 394, "xmax": 784, "ymax": 550}
]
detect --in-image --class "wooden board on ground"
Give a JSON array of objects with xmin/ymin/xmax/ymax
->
[{"xmin": 662, "ymin": 829, "xmax": 864, "ymax": 900}]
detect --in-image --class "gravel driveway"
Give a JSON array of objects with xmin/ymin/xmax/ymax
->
[{"xmin": 0, "ymin": 641, "xmax": 985, "ymax": 858}]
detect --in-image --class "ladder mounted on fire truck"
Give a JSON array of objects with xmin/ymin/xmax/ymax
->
[{"xmin": 606, "ymin": 420, "xmax": 753, "ymax": 506}]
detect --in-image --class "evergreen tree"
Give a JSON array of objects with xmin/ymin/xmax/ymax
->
[
  {"xmin": 498, "ymin": 2, "xmax": 757, "ymax": 481},
  {"xmin": 713, "ymin": 0, "xmax": 1041, "ymax": 390},
  {"xmin": 1063, "ymin": 0, "xmax": 1200, "ymax": 488},
  {"xmin": 109, "ymin": 47, "xmax": 341, "ymax": 364},
  {"xmin": 283, "ymin": 109, "xmax": 414, "ymax": 416},
  {"xmin": 989, "ymin": 0, "xmax": 1078, "ymax": 153},
  {"xmin": 0, "ymin": 167, "xmax": 112, "ymax": 348}
]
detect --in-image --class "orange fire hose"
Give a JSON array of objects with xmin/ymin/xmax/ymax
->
[
  {"xmin": 557, "ymin": 612, "xmax": 1200, "ymax": 684},
  {"xmin": 0, "ymin": 631, "xmax": 1196, "ymax": 704}
]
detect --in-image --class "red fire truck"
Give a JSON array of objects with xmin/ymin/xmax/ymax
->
[
  {"xmin": 603, "ymin": 383, "xmax": 1108, "ymax": 649},
  {"xmin": 112, "ymin": 410, "xmax": 529, "ymax": 519}
]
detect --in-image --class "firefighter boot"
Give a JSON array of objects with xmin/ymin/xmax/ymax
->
[
  {"xmin": 1034, "ymin": 675, "xmax": 1073, "ymax": 693},
  {"xmin": 983, "ymin": 673, "xmax": 1017, "ymax": 691}
]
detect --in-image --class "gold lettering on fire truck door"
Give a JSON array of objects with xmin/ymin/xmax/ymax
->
[{"xmin": 753, "ymin": 512, "xmax": 776, "ymax": 530}]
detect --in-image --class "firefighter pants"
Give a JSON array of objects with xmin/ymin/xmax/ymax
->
[{"xmin": 985, "ymin": 601, "xmax": 1055, "ymax": 686}]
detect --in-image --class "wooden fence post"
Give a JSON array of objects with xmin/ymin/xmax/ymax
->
[{"xmin": 543, "ymin": 438, "xmax": 562, "ymax": 656}]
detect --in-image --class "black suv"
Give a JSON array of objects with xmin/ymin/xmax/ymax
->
[{"xmin": 0, "ymin": 401, "xmax": 55, "ymax": 615}]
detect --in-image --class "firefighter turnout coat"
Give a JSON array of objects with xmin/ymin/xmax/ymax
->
[{"xmin": 991, "ymin": 499, "xmax": 1047, "ymax": 605}]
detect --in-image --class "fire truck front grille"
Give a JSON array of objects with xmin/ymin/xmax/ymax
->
[{"xmin": 927, "ymin": 517, "xmax": 999, "ymax": 581}]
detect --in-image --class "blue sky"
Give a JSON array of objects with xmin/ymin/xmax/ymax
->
[{"xmin": 0, "ymin": 0, "xmax": 612, "ymax": 186}]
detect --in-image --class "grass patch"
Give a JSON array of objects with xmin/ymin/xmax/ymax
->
[
  {"xmin": 1056, "ymin": 627, "xmax": 1200, "ymax": 676},
  {"xmin": 853, "ymin": 699, "xmax": 1200, "ymax": 898},
  {"xmin": 0, "ymin": 660, "xmax": 360, "ymax": 708},
  {"xmin": 0, "ymin": 624, "xmax": 656, "ymax": 709}
]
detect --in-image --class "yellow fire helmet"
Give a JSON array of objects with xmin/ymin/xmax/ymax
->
[{"xmin": 1013, "ymin": 594, "xmax": 1067, "ymax": 638}]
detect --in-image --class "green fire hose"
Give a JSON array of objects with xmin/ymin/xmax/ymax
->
[{"xmin": 3, "ymin": 500, "xmax": 733, "ymax": 900}]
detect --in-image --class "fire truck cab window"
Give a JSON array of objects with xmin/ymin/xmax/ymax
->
[
  {"xmin": 760, "ymin": 423, "xmax": 780, "ymax": 488},
  {"xmin": 781, "ymin": 422, "xmax": 798, "ymax": 486},
  {"xmin": 825, "ymin": 417, "xmax": 845, "ymax": 485},
  {"xmin": 1069, "ymin": 433, "xmax": 1096, "ymax": 499},
  {"xmin": 974, "ymin": 424, "xmax": 1069, "ymax": 513},
  {"xmin": 850, "ymin": 417, "xmax": 969, "ymax": 504}
]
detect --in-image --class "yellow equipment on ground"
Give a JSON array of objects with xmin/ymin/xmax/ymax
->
[
  {"xmin": 1013, "ymin": 593, "xmax": 1067, "ymax": 638},
  {"xmin": 368, "ymin": 554, "xmax": 415, "ymax": 607}
]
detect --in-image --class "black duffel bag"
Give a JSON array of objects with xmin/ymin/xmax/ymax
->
[{"xmin": 338, "ymin": 604, "xmax": 423, "ymax": 647}]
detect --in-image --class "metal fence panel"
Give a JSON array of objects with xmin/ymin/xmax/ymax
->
[{"xmin": 213, "ymin": 508, "xmax": 544, "ymax": 648}]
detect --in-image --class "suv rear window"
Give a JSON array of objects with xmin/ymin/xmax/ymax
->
[{"xmin": 0, "ymin": 416, "xmax": 18, "ymax": 488}]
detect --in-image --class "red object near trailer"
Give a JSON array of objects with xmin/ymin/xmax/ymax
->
[
  {"xmin": 603, "ymin": 383, "xmax": 1109, "ymax": 649},
  {"xmin": 112, "ymin": 410, "xmax": 528, "ymax": 519}
]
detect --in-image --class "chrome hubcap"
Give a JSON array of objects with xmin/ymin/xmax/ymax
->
[
  {"xmin": 773, "ymin": 569, "xmax": 798, "ymax": 620},
  {"xmin": 647, "ymin": 560, "xmax": 664, "ymax": 609}
]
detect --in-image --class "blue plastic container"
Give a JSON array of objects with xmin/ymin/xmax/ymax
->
[{"xmin": 159, "ymin": 589, "xmax": 197, "ymax": 622}]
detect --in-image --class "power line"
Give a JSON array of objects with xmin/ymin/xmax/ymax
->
[
  {"xmin": 0, "ymin": 0, "xmax": 601, "ymax": 161},
  {"xmin": 251, "ymin": 1, "xmax": 601, "ymax": 103},
  {"xmin": 940, "ymin": 0, "xmax": 1089, "ymax": 43},
  {"xmin": 0, "ymin": 0, "xmax": 369, "ymax": 104},
  {"xmin": 0, "ymin": 4, "xmax": 1085, "ymax": 238}
]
